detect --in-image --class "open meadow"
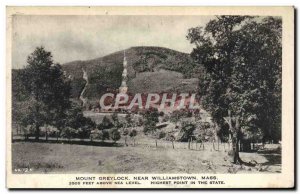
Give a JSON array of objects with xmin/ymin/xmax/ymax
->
[{"xmin": 12, "ymin": 140, "xmax": 281, "ymax": 174}]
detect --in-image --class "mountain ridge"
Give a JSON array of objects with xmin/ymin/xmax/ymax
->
[{"xmin": 61, "ymin": 46, "xmax": 202, "ymax": 101}]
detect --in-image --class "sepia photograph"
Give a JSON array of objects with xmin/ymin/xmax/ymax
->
[{"xmin": 6, "ymin": 6, "xmax": 294, "ymax": 189}]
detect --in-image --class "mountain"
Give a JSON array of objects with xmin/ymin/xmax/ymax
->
[{"xmin": 62, "ymin": 46, "xmax": 202, "ymax": 100}]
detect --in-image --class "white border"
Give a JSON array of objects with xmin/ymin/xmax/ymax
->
[{"xmin": 1, "ymin": 1, "xmax": 298, "ymax": 193}]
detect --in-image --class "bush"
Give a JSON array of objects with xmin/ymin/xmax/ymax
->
[
  {"xmin": 129, "ymin": 129, "xmax": 137, "ymax": 138},
  {"xmin": 137, "ymin": 117, "xmax": 144, "ymax": 126},
  {"xmin": 177, "ymin": 123, "xmax": 196, "ymax": 142},
  {"xmin": 129, "ymin": 129, "xmax": 137, "ymax": 146},
  {"xmin": 110, "ymin": 128, "xmax": 121, "ymax": 143},
  {"xmin": 170, "ymin": 110, "xmax": 189, "ymax": 123},
  {"xmin": 162, "ymin": 114, "xmax": 170, "ymax": 122},
  {"xmin": 97, "ymin": 116, "xmax": 113, "ymax": 130},
  {"xmin": 123, "ymin": 128, "xmax": 129, "ymax": 136},
  {"xmin": 158, "ymin": 131, "xmax": 166, "ymax": 139},
  {"xmin": 61, "ymin": 127, "xmax": 77, "ymax": 140},
  {"xmin": 90, "ymin": 129, "xmax": 110, "ymax": 142},
  {"xmin": 40, "ymin": 125, "xmax": 58, "ymax": 137},
  {"xmin": 100, "ymin": 130, "xmax": 110, "ymax": 141},
  {"xmin": 144, "ymin": 109, "xmax": 159, "ymax": 134}
]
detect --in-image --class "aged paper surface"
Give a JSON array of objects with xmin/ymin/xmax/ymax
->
[{"xmin": 6, "ymin": 6, "xmax": 294, "ymax": 188}]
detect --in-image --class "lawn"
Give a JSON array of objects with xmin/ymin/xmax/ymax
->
[{"xmin": 11, "ymin": 141, "xmax": 281, "ymax": 174}]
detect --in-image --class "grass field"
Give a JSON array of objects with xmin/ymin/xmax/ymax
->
[{"xmin": 11, "ymin": 141, "xmax": 281, "ymax": 174}]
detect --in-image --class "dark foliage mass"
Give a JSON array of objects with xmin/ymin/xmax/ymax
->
[
  {"xmin": 187, "ymin": 16, "xmax": 281, "ymax": 163},
  {"xmin": 12, "ymin": 47, "xmax": 96, "ymax": 140},
  {"xmin": 143, "ymin": 108, "xmax": 159, "ymax": 134}
]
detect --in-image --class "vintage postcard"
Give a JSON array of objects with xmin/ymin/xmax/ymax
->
[{"xmin": 6, "ymin": 6, "xmax": 294, "ymax": 189}]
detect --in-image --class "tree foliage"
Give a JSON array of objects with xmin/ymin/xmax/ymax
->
[
  {"xmin": 187, "ymin": 16, "xmax": 282, "ymax": 162},
  {"xmin": 97, "ymin": 116, "xmax": 113, "ymax": 130},
  {"xmin": 20, "ymin": 47, "xmax": 72, "ymax": 139},
  {"xmin": 143, "ymin": 108, "xmax": 159, "ymax": 134},
  {"xmin": 110, "ymin": 128, "xmax": 121, "ymax": 143},
  {"xmin": 178, "ymin": 123, "xmax": 196, "ymax": 142},
  {"xmin": 15, "ymin": 47, "xmax": 97, "ymax": 140}
]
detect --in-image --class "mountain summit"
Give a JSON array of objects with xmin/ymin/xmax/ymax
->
[{"xmin": 62, "ymin": 46, "xmax": 201, "ymax": 100}]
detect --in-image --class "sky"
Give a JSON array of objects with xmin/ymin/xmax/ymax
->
[{"xmin": 12, "ymin": 15, "xmax": 214, "ymax": 69}]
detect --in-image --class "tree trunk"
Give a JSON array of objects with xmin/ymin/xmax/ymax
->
[
  {"xmin": 45, "ymin": 131, "xmax": 48, "ymax": 141},
  {"xmin": 224, "ymin": 110, "xmax": 242, "ymax": 164},
  {"xmin": 35, "ymin": 125, "xmax": 40, "ymax": 140},
  {"xmin": 228, "ymin": 133, "xmax": 231, "ymax": 150},
  {"xmin": 155, "ymin": 139, "xmax": 157, "ymax": 148},
  {"xmin": 16, "ymin": 124, "xmax": 19, "ymax": 135},
  {"xmin": 24, "ymin": 133, "xmax": 28, "ymax": 141},
  {"xmin": 172, "ymin": 141, "xmax": 174, "ymax": 149},
  {"xmin": 231, "ymin": 132, "xmax": 242, "ymax": 164}
]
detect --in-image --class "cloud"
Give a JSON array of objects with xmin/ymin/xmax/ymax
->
[{"xmin": 12, "ymin": 15, "xmax": 214, "ymax": 69}]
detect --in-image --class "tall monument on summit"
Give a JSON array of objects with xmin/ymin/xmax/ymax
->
[{"xmin": 119, "ymin": 50, "xmax": 128, "ymax": 94}]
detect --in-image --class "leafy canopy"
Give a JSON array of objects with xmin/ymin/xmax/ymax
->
[{"xmin": 187, "ymin": 16, "xmax": 282, "ymax": 142}]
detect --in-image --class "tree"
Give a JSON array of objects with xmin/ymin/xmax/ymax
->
[
  {"xmin": 90, "ymin": 129, "xmax": 110, "ymax": 142},
  {"xmin": 21, "ymin": 47, "xmax": 71, "ymax": 140},
  {"xmin": 170, "ymin": 110, "xmax": 188, "ymax": 123},
  {"xmin": 195, "ymin": 122, "xmax": 213, "ymax": 150},
  {"xmin": 187, "ymin": 16, "xmax": 281, "ymax": 163},
  {"xmin": 178, "ymin": 123, "xmax": 196, "ymax": 143},
  {"xmin": 123, "ymin": 128, "xmax": 129, "ymax": 146},
  {"xmin": 143, "ymin": 108, "xmax": 159, "ymax": 134},
  {"xmin": 40, "ymin": 125, "xmax": 58, "ymax": 141},
  {"xmin": 110, "ymin": 128, "xmax": 121, "ymax": 143},
  {"xmin": 112, "ymin": 112, "xmax": 120, "ymax": 128},
  {"xmin": 129, "ymin": 129, "xmax": 137, "ymax": 146},
  {"xmin": 125, "ymin": 113, "xmax": 132, "ymax": 124},
  {"xmin": 154, "ymin": 131, "xmax": 166, "ymax": 148},
  {"xmin": 170, "ymin": 135, "xmax": 175, "ymax": 149},
  {"xmin": 61, "ymin": 127, "xmax": 77, "ymax": 141},
  {"xmin": 12, "ymin": 70, "xmax": 30, "ymax": 136},
  {"xmin": 64, "ymin": 103, "xmax": 95, "ymax": 139},
  {"xmin": 101, "ymin": 130, "xmax": 110, "ymax": 142},
  {"xmin": 98, "ymin": 116, "xmax": 113, "ymax": 130}
]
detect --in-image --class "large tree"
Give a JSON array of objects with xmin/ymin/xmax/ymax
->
[
  {"xmin": 21, "ymin": 47, "xmax": 71, "ymax": 140},
  {"xmin": 187, "ymin": 16, "xmax": 282, "ymax": 163}
]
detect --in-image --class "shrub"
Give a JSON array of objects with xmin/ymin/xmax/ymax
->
[
  {"xmin": 129, "ymin": 129, "xmax": 137, "ymax": 138},
  {"xmin": 97, "ymin": 116, "xmax": 113, "ymax": 130},
  {"xmin": 177, "ymin": 123, "xmax": 196, "ymax": 142},
  {"xmin": 61, "ymin": 127, "xmax": 77, "ymax": 140},
  {"xmin": 129, "ymin": 129, "xmax": 137, "ymax": 146},
  {"xmin": 110, "ymin": 128, "xmax": 121, "ymax": 143},
  {"xmin": 158, "ymin": 131, "xmax": 166, "ymax": 139},
  {"xmin": 144, "ymin": 109, "xmax": 159, "ymax": 134},
  {"xmin": 90, "ymin": 129, "xmax": 110, "ymax": 141}
]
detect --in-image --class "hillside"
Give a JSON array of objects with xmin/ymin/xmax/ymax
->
[
  {"xmin": 62, "ymin": 46, "xmax": 202, "ymax": 100},
  {"xmin": 128, "ymin": 69, "xmax": 199, "ymax": 93}
]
